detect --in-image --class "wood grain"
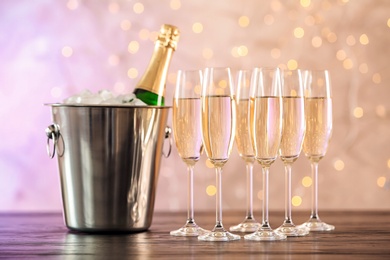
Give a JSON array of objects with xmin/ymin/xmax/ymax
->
[{"xmin": 0, "ymin": 211, "xmax": 389, "ymax": 259}]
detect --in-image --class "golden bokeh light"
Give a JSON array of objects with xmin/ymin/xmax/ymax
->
[
  {"xmin": 202, "ymin": 48, "xmax": 213, "ymax": 60},
  {"xmin": 387, "ymin": 159, "xmax": 390, "ymax": 169},
  {"xmin": 305, "ymin": 15, "xmax": 315, "ymax": 26},
  {"xmin": 312, "ymin": 36, "xmax": 322, "ymax": 48},
  {"xmin": 302, "ymin": 176, "xmax": 312, "ymax": 187},
  {"xmin": 238, "ymin": 16, "xmax": 250, "ymax": 27},
  {"xmin": 377, "ymin": 177, "xmax": 386, "ymax": 188},
  {"xmin": 294, "ymin": 27, "xmax": 305, "ymax": 38},
  {"xmin": 346, "ymin": 35, "xmax": 356, "ymax": 46},
  {"xmin": 139, "ymin": 29, "xmax": 150, "ymax": 40},
  {"xmin": 133, "ymin": 2, "xmax": 144, "ymax": 14},
  {"xmin": 353, "ymin": 106, "xmax": 364, "ymax": 118},
  {"xmin": 334, "ymin": 159, "xmax": 345, "ymax": 171},
  {"xmin": 218, "ymin": 80, "xmax": 228, "ymax": 88},
  {"xmin": 127, "ymin": 68, "xmax": 138, "ymax": 79},
  {"xmin": 336, "ymin": 49, "xmax": 346, "ymax": 60},
  {"xmin": 287, "ymin": 59, "xmax": 298, "ymax": 70},
  {"xmin": 237, "ymin": 45, "xmax": 248, "ymax": 57},
  {"xmin": 292, "ymin": 196, "xmax": 302, "ymax": 207},
  {"xmin": 372, "ymin": 73, "xmax": 381, "ymax": 84},
  {"xmin": 359, "ymin": 33, "xmax": 369, "ymax": 45},
  {"xmin": 192, "ymin": 22, "xmax": 203, "ymax": 33},
  {"xmin": 120, "ymin": 20, "xmax": 131, "ymax": 31},
  {"xmin": 300, "ymin": 0, "xmax": 311, "ymax": 8},
  {"xmin": 61, "ymin": 46, "xmax": 73, "ymax": 57},
  {"xmin": 388, "ymin": 18, "xmax": 390, "ymax": 27},
  {"xmin": 343, "ymin": 58, "xmax": 354, "ymax": 70},
  {"xmin": 327, "ymin": 32, "xmax": 337, "ymax": 43},
  {"xmin": 170, "ymin": 0, "xmax": 181, "ymax": 10},
  {"xmin": 359, "ymin": 63, "xmax": 368, "ymax": 74},
  {"xmin": 206, "ymin": 185, "xmax": 217, "ymax": 196},
  {"xmin": 128, "ymin": 41, "xmax": 139, "ymax": 54}
]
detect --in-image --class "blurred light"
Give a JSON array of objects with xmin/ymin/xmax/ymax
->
[
  {"xmin": 302, "ymin": 176, "xmax": 312, "ymax": 187},
  {"xmin": 377, "ymin": 177, "xmax": 386, "ymax": 188},
  {"xmin": 238, "ymin": 16, "xmax": 250, "ymax": 27},
  {"xmin": 300, "ymin": 0, "xmax": 311, "ymax": 7},
  {"xmin": 290, "ymin": 89, "xmax": 297, "ymax": 97},
  {"xmin": 353, "ymin": 107, "xmax": 364, "ymax": 118},
  {"xmin": 346, "ymin": 35, "xmax": 356, "ymax": 46},
  {"xmin": 149, "ymin": 31, "xmax": 158, "ymax": 41},
  {"xmin": 206, "ymin": 185, "xmax": 217, "ymax": 196},
  {"xmin": 133, "ymin": 2, "xmax": 144, "ymax": 14},
  {"xmin": 375, "ymin": 105, "xmax": 386, "ymax": 118},
  {"xmin": 231, "ymin": 46, "xmax": 239, "ymax": 58},
  {"xmin": 237, "ymin": 45, "xmax": 248, "ymax": 57},
  {"xmin": 139, "ymin": 29, "xmax": 150, "ymax": 40},
  {"xmin": 278, "ymin": 63, "xmax": 287, "ymax": 70},
  {"xmin": 294, "ymin": 27, "xmax": 305, "ymax": 38},
  {"xmin": 50, "ymin": 87, "xmax": 62, "ymax": 98},
  {"xmin": 108, "ymin": 2, "xmax": 120, "ymax": 13},
  {"xmin": 333, "ymin": 159, "xmax": 345, "ymax": 171},
  {"xmin": 322, "ymin": 0, "xmax": 332, "ymax": 10},
  {"xmin": 218, "ymin": 80, "xmax": 228, "ymax": 88},
  {"xmin": 271, "ymin": 48, "xmax": 281, "ymax": 59},
  {"xmin": 264, "ymin": 14, "xmax": 274, "ymax": 25},
  {"xmin": 372, "ymin": 73, "xmax": 381, "ymax": 84},
  {"xmin": 114, "ymin": 82, "xmax": 125, "ymax": 93},
  {"xmin": 108, "ymin": 54, "xmax": 120, "ymax": 66},
  {"xmin": 336, "ymin": 50, "xmax": 346, "ymax": 60},
  {"xmin": 206, "ymin": 159, "xmax": 214, "ymax": 168},
  {"xmin": 128, "ymin": 41, "xmax": 139, "ymax": 54},
  {"xmin": 202, "ymin": 48, "xmax": 213, "ymax": 60},
  {"xmin": 61, "ymin": 46, "xmax": 73, "ymax": 57},
  {"xmin": 270, "ymin": 0, "xmax": 282, "ymax": 11},
  {"xmin": 387, "ymin": 159, "xmax": 390, "ymax": 168},
  {"xmin": 359, "ymin": 63, "xmax": 368, "ymax": 74},
  {"xmin": 120, "ymin": 20, "xmax": 131, "ymax": 31},
  {"xmin": 388, "ymin": 18, "xmax": 390, "ymax": 28},
  {"xmin": 292, "ymin": 196, "xmax": 302, "ymax": 207},
  {"xmin": 170, "ymin": 0, "xmax": 181, "ymax": 10},
  {"xmin": 305, "ymin": 15, "xmax": 315, "ymax": 26},
  {"xmin": 66, "ymin": 0, "xmax": 78, "ymax": 10},
  {"xmin": 127, "ymin": 68, "xmax": 138, "ymax": 79},
  {"xmin": 194, "ymin": 84, "xmax": 201, "ymax": 95},
  {"xmin": 327, "ymin": 32, "xmax": 337, "ymax": 43},
  {"xmin": 287, "ymin": 59, "xmax": 298, "ymax": 70},
  {"xmin": 343, "ymin": 58, "xmax": 354, "ymax": 69},
  {"xmin": 312, "ymin": 36, "xmax": 322, "ymax": 48},
  {"xmin": 359, "ymin": 34, "xmax": 369, "ymax": 45},
  {"xmin": 192, "ymin": 22, "xmax": 203, "ymax": 33}
]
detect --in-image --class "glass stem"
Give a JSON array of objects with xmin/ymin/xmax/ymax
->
[
  {"xmin": 215, "ymin": 167, "xmax": 223, "ymax": 230},
  {"xmin": 284, "ymin": 163, "xmax": 293, "ymax": 224},
  {"xmin": 310, "ymin": 162, "xmax": 319, "ymax": 219},
  {"xmin": 187, "ymin": 165, "xmax": 195, "ymax": 224},
  {"xmin": 262, "ymin": 166, "xmax": 271, "ymax": 228},
  {"xmin": 246, "ymin": 162, "xmax": 254, "ymax": 219}
]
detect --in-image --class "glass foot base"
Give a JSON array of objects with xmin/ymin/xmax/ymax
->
[
  {"xmin": 275, "ymin": 223, "xmax": 310, "ymax": 237},
  {"xmin": 198, "ymin": 230, "xmax": 241, "ymax": 241},
  {"xmin": 229, "ymin": 218, "xmax": 261, "ymax": 233},
  {"xmin": 244, "ymin": 228, "xmax": 287, "ymax": 241},
  {"xmin": 170, "ymin": 223, "xmax": 210, "ymax": 237},
  {"xmin": 302, "ymin": 218, "xmax": 335, "ymax": 231}
]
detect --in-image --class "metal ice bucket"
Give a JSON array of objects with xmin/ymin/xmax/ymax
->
[{"xmin": 45, "ymin": 104, "xmax": 171, "ymax": 232}]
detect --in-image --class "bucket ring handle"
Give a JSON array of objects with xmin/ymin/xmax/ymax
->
[
  {"xmin": 45, "ymin": 124, "xmax": 64, "ymax": 159},
  {"xmin": 163, "ymin": 126, "xmax": 172, "ymax": 158}
]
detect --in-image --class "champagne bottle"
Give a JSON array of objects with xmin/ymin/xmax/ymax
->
[{"xmin": 133, "ymin": 24, "xmax": 180, "ymax": 106}]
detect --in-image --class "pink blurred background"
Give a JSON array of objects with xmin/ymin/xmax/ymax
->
[{"xmin": 0, "ymin": 0, "xmax": 389, "ymax": 213}]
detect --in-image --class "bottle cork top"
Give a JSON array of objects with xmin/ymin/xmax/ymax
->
[{"xmin": 157, "ymin": 24, "xmax": 180, "ymax": 50}]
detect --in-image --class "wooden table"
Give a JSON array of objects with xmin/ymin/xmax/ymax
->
[{"xmin": 0, "ymin": 211, "xmax": 389, "ymax": 259}]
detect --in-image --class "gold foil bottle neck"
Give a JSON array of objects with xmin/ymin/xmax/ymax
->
[{"xmin": 157, "ymin": 24, "xmax": 180, "ymax": 50}]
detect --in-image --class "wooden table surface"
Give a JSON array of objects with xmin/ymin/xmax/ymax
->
[{"xmin": 0, "ymin": 210, "xmax": 389, "ymax": 259}]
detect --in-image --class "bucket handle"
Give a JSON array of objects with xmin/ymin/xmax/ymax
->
[
  {"xmin": 163, "ymin": 126, "xmax": 172, "ymax": 158},
  {"xmin": 45, "ymin": 124, "xmax": 64, "ymax": 159}
]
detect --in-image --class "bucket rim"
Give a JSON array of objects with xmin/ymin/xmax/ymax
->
[{"xmin": 44, "ymin": 103, "xmax": 172, "ymax": 109}]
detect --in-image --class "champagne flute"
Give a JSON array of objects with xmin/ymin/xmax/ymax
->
[
  {"xmin": 275, "ymin": 69, "xmax": 310, "ymax": 237},
  {"xmin": 302, "ymin": 69, "xmax": 335, "ymax": 231},
  {"xmin": 229, "ymin": 70, "xmax": 261, "ymax": 233},
  {"xmin": 244, "ymin": 67, "xmax": 286, "ymax": 241},
  {"xmin": 170, "ymin": 70, "xmax": 209, "ymax": 236},
  {"xmin": 198, "ymin": 67, "xmax": 240, "ymax": 241}
]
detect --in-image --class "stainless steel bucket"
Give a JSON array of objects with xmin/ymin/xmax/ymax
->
[{"xmin": 45, "ymin": 104, "xmax": 171, "ymax": 233}]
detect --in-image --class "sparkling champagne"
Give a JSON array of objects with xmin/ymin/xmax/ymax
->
[
  {"xmin": 201, "ymin": 96, "xmax": 235, "ymax": 167},
  {"xmin": 235, "ymin": 99, "xmax": 254, "ymax": 163},
  {"xmin": 173, "ymin": 98, "xmax": 202, "ymax": 166},
  {"xmin": 279, "ymin": 96, "xmax": 305, "ymax": 163},
  {"xmin": 303, "ymin": 97, "xmax": 332, "ymax": 162},
  {"xmin": 133, "ymin": 24, "xmax": 180, "ymax": 105},
  {"xmin": 250, "ymin": 96, "xmax": 282, "ymax": 166}
]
